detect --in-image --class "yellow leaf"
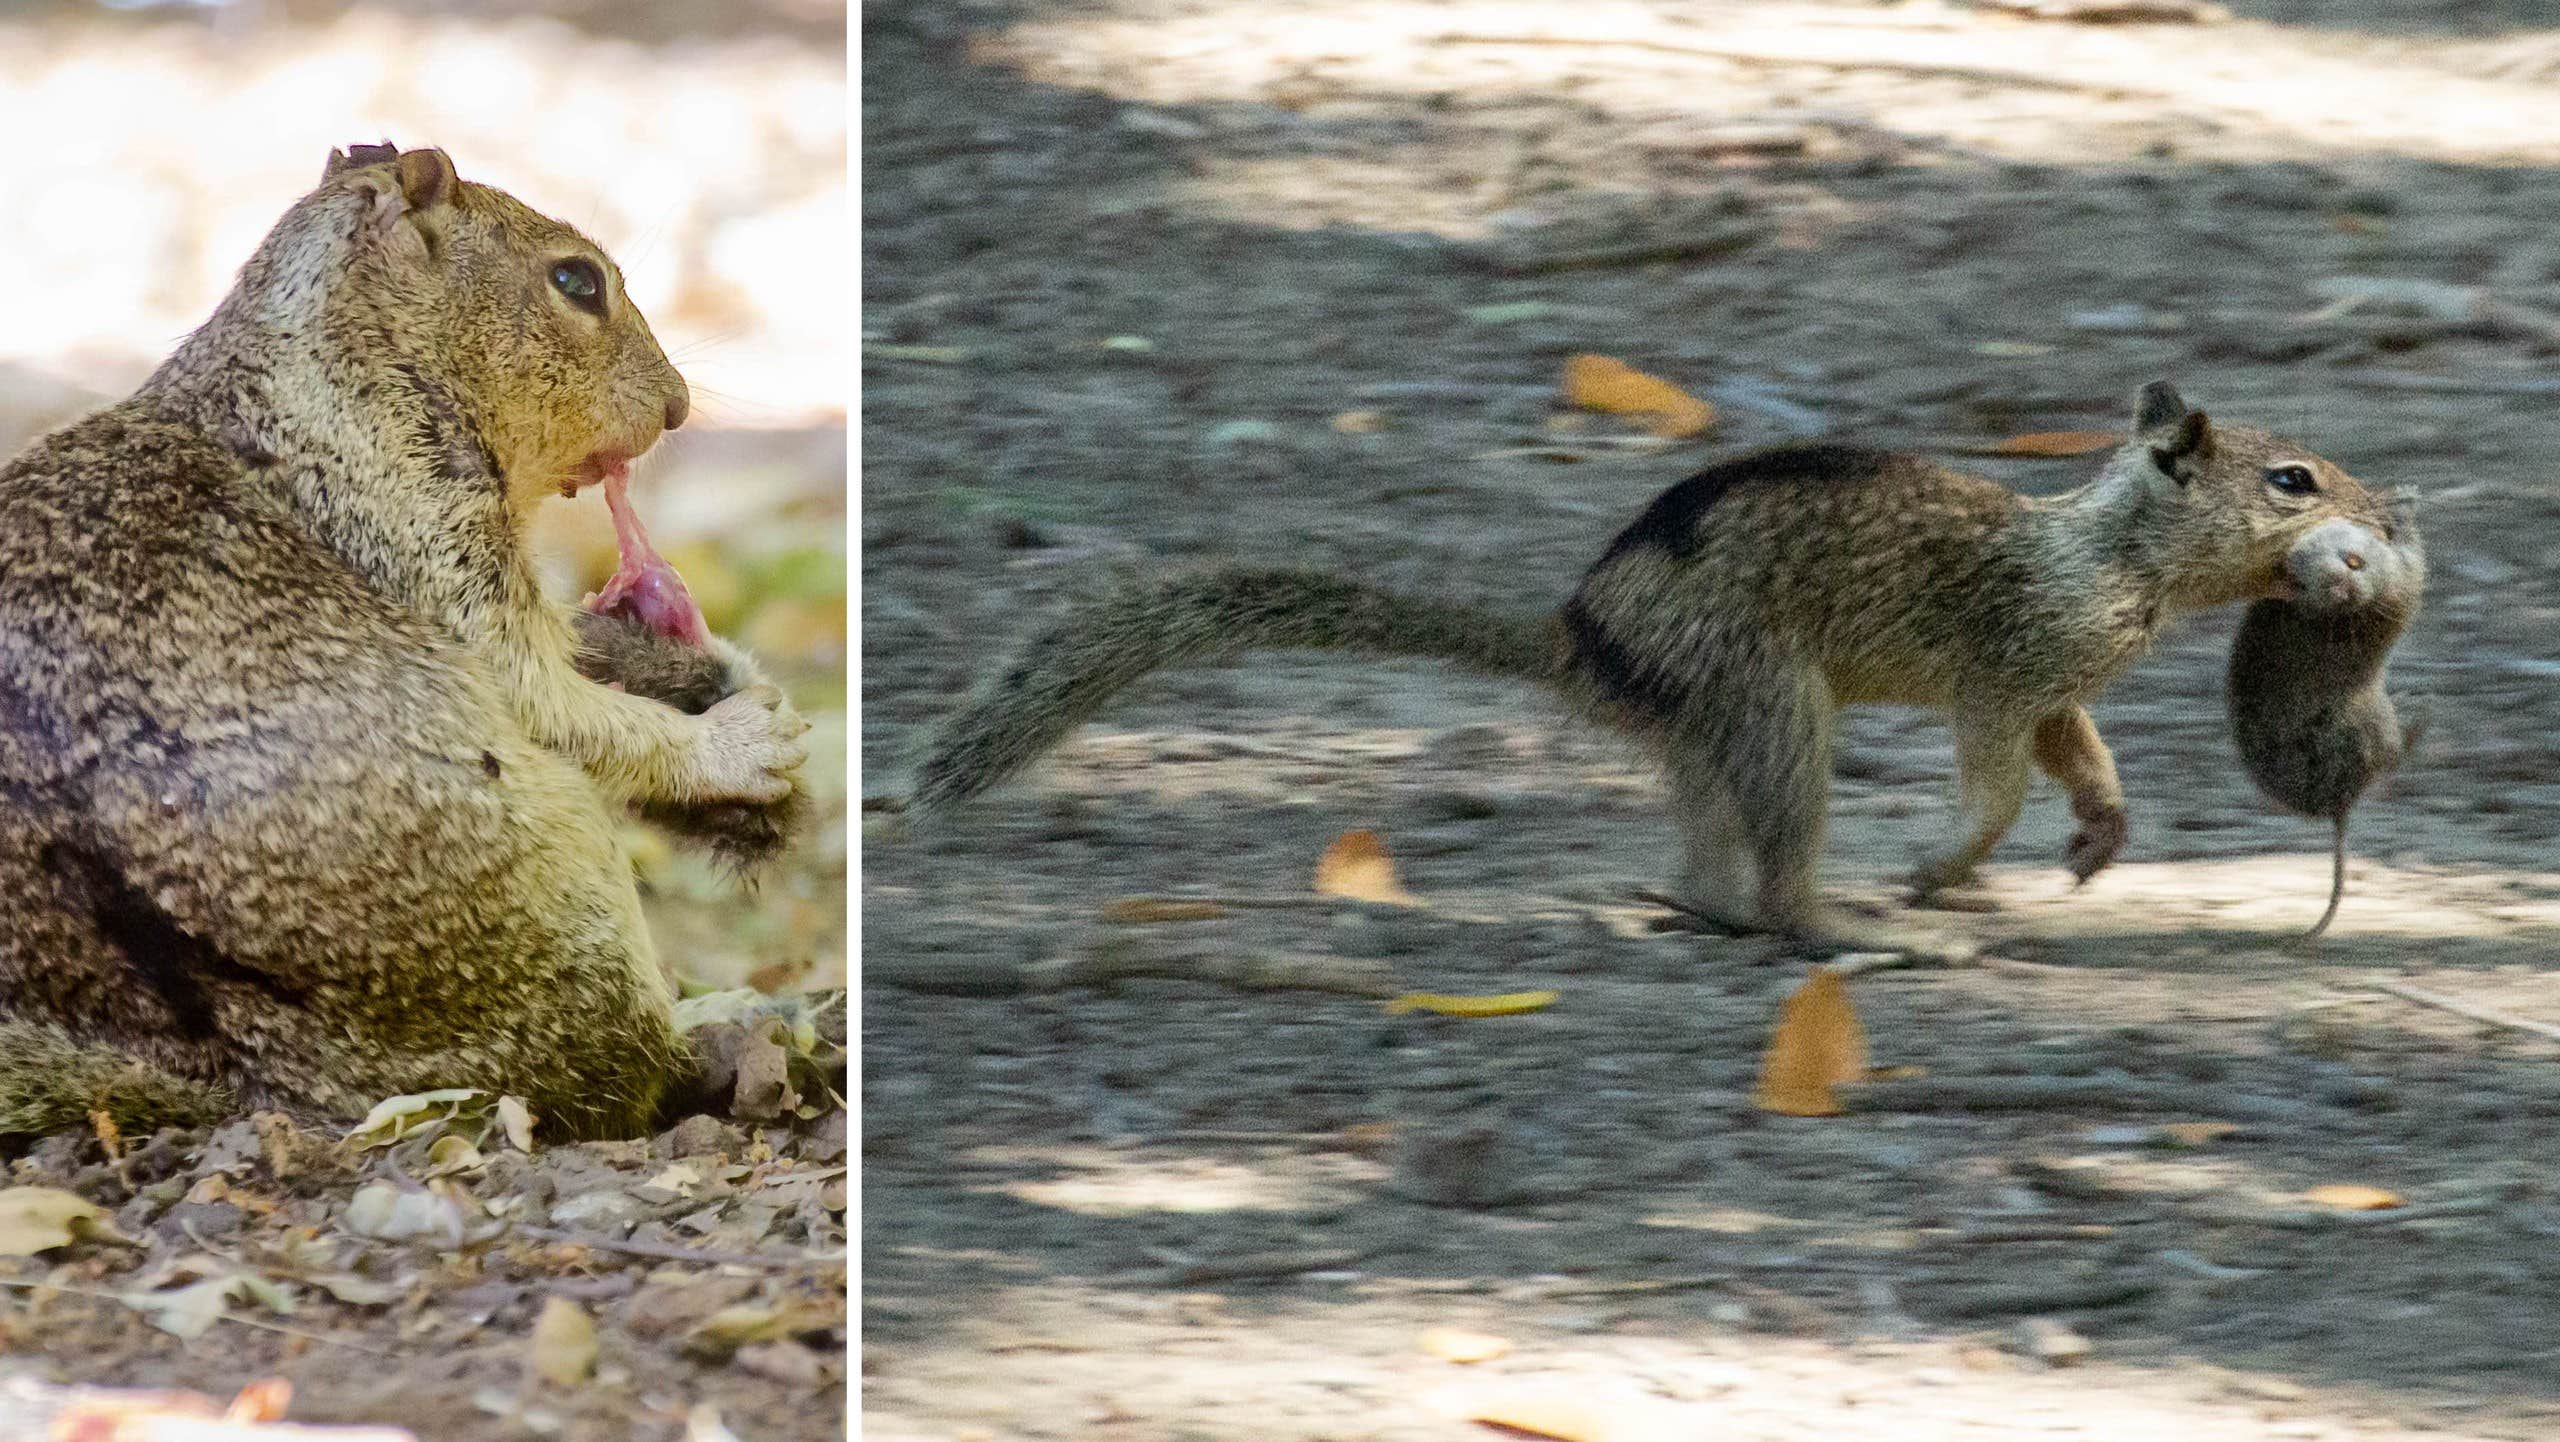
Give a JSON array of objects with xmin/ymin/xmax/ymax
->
[
  {"xmin": 2159, "ymin": 1121, "xmax": 2241, "ymax": 1147},
  {"xmin": 1331, "ymin": 409, "xmax": 1390, "ymax": 434},
  {"xmin": 1381, "ymin": 991, "xmax": 1559, "ymax": 1018},
  {"xmin": 1418, "ymin": 1326, "xmax": 1512, "ymax": 1363},
  {"xmin": 1313, "ymin": 828, "xmax": 1421, "ymax": 905},
  {"xmin": 1752, "ymin": 971, "xmax": 1870, "ymax": 1117},
  {"xmin": 1424, "ymin": 1379, "xmax": 1693, "ymax": 1442},
  {"xmin": 1099, "ymin": 898, "xmax": 1230, "ymax": 924},
  {"xmin": 2305, "ymin": 1183, "xmax": 2404, "ymax": 1210},
  {"xmin": 1561, "ymin": 354, "xmax": 1715, "ymax": 439},
  {"xmin": 0, "ymin": 1187, "xmax": 122, "ymax": 1256},
  {"xmin": 529, "ymin": 1296, "xmax": 599, "ymax": 1387},
  {"xmin": 1989, "ymin": 430, "xmax": 2120, "ymax": 457}
]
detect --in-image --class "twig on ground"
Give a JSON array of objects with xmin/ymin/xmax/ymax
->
[
  {"xmin": 512, "ymin": 1226, "xmax": 847, "ymax": 1270},
  {"xmin": 2362, "ymin": 980, "xmax": 2560, "ymax": 1044}
]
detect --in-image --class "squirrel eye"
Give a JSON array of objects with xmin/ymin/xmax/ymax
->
[
  {"xmin": 2265, "ymin": 463, "xmax": 2319, "ymax": 496},
  {"xmin": 550, "ymin": 259, "xmax": 605, "ymax": 314}
]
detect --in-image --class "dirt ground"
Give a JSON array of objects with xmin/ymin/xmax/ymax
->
[{"xmin": 859, "ymin": 1, "xmax": 2560, "ymax": 1439}]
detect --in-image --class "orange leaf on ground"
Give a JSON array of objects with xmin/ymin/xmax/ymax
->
[
  {"xmin": 2305, "ymin": 1183, "xmax": 2404, "ymax": 1210},
  {"xmin": 1752, "ymin": 971, "xmax": 1870, "ymax": 1116},
  {"xmin": 1418, "ymin": 1326, "xmax": 1513, "ymax": 1363},
  {"xmin": 1314, "ymin": 829, "xmax": 1421, "ymax": 905},
  {"xmin": 1561, "ymin": 354, "xmax": 1715, "ymax": 438},
  {"xmin": 1989, "ymin": 430, "xmax": 2119, "ymax": 456}
]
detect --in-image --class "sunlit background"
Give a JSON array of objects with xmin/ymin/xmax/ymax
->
[{"xmin": 0, "ymin": 0, "xmax": 847, "ymax": 992}]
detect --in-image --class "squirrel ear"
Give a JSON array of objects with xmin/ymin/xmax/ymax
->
[
  {"xmin": 2134, "ymin": 380, "xmax": 2188, "ymax": 432},
  {"xmin": 2146, "ymin": 410, "xmax": 2212, "ymax": 483},
  {"xmin": 393, "ymin": 148, "xmax": 457, "ymax": 212}
]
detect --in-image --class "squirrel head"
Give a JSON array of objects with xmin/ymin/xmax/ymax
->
[
  {"xmin": 304, "ymin": 142, "xmax": 689, "ymax": 515},
  {"xmin": 2108, "ymin": 379, "xmax": 2394, "ymax": 611}
]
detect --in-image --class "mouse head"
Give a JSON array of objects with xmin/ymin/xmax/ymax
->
[
  {"xmin": 2112, "ymin": 380, "xmax": 2394, "ymax": 611},
  {"xmin": 310, "ymin": 143, "xmax": 688, "ymax": 513},
  {"xmin": 2278, "ymin": 494, "xmax": 2426, "ymax": 613}
]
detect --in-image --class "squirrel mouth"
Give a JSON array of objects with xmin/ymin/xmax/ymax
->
[{"xmin": 562, "ymin": 450, "xmax": 635, "ymax": 500}]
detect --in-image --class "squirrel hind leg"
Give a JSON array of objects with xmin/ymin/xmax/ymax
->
[{"xmin": 1663, "ymin": 756, "xmax": 1760, "ymax": 929}]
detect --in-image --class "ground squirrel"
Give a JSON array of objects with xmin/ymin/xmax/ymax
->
[
  {"xmin": 916, "ymin": 381, "xmax": 2391, "ymax": 956},
  {"xmin": 0, "ymin": 143, "xmax": 808, "ymax": 1140},
  {"xmin": 2226, "ymin": 503, "xmax": 2424, "ymax": 938}
]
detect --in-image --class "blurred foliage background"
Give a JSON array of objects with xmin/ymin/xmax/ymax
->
[{"xmin": 0, "ymin": 0, "xmax": 848, "ymax": 992}]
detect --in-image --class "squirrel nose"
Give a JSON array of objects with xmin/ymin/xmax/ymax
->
[{"xmin": 662, "ymin": 392, "xmax": 690, "ymax": 432}]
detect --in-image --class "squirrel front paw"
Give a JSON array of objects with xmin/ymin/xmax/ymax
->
[
  {"xmin": 691, "ymin": 683, "xmax": 812, "ymax": 803},
  {"xmin": 2064, "ymin": 796, "xmax": 2126, "ymax": 884}
]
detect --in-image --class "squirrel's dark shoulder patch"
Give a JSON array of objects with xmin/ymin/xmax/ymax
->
[{"xmin": 1600, "ymin": 444, "xmax": 1905, "ymax": 563}]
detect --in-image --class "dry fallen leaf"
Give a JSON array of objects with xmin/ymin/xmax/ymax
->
[
  {"xmin": 1098, "ymin": 898, "xmax": 1230, "ymax": 924},
  {"xmin": 1314, "ymin": 829, "xmax": 1421, "ymax": 906},
  {"xmin": 497, "ymin": 1095, "xmax": 537, "ymax": 1153},
  {"xmin": 1423, "ymin": 1379, "xmax": 1694, "ymax": 1442},
  {"xmin": 1561, "ymin": 354, "xmax": 1715, "ymax": 439},
  {"xmin": 1381, "ymin": 991, "xmax": 1559, "ymax": 1018},
  {"xmin": 1418, "ymin": 1326, "xmax": 1512, "ymax": 1363},
  {"xmin": 1989, "ymin": 430, "xmax": 2120, "ymax": 457},
  {"xmin": 1752, "ymin": 971, "xmax": 1870, "ymax": 1117},
  {"xmin": 530, "ymin": 1296, "xmax": 600, "ymax": 1387},
  {"xmin": 0, "ymin": 1185, "xmax": 122, "ymax": 1256},
  {"xmin": 2305, "ymin": 1183, "xmax": 2405, "ymax": 1210},
  {"xmin": 1331, "ymin": 408, "xmax": 1389, "ymax": 434}
]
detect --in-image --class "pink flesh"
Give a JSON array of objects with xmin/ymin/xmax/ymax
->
[{"xmin": 587, "ymin": 464, "xmax": 711, "ymax": 648}]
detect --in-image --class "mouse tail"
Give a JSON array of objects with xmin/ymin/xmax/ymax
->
[{"xmin": 2302, "ymin": 815, "xmax": 2348, "ymax": 941}]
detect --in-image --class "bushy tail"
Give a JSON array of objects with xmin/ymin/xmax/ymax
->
[
  {"xmin": 0, "ymin": 1020, "xmax": 236, "ymax": 1138},
  {"xmin": 910, "ymin": 566, "xmax": 1562, "ymax": 815}
]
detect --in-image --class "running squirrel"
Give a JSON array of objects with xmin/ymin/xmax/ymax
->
[
  {"xmin": 0, "ymin": 143, "xmax": 808, "ymax": 1140},
  {"xmin": 912, "ymin": 382, "xmax": 2390, "ymax": 957},
  {"xmin": 2226, "ymin": 501, "xmax": 2424, "ymax": 939}
]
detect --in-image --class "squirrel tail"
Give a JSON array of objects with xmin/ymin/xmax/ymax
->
[
  {"xmin": 0, "ymin": 1020, "xmax": 237, "ymax": 1138},
  {"xmin": 910, "ymin": 565, "xmax": 1561, "ymax": 815}
]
